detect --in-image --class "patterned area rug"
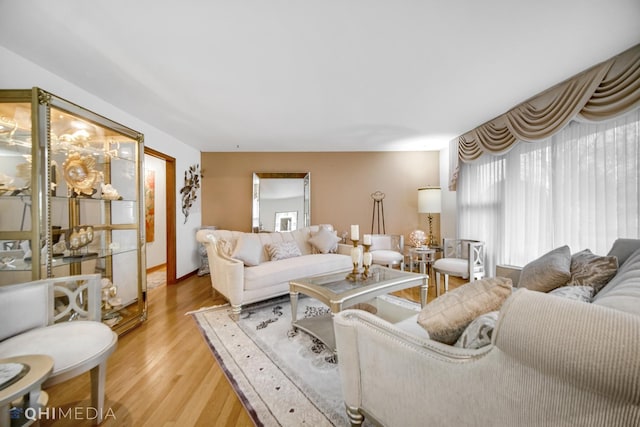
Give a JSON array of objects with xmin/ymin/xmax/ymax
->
[{"xmin": 191, "ymin": 296, "xmax": 373, "ymax": 426}]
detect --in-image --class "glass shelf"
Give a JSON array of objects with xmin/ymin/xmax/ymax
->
[{"xmin": 0, "ymin": 87, "xmax": 146, "ymax": 335}]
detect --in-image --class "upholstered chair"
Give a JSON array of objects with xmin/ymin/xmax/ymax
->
[
  {"xmin": 369, "ymin": 234, "xmax": 405, "ymax": 270},
  {"xmin": 433, "ymin": 238, "xmax": 485, "ymax": 296},
  {"xmin": 0, "ymin": 274, "xmax": 117, "ymax": 425}
]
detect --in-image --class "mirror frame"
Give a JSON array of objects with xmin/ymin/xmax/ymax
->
[{"xmin": 252, "ymin": 172, "xmax": 310, "ymax": 232}]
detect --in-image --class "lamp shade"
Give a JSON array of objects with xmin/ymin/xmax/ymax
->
[{"xmin": 418, "ymin": 187, "xmax": 441, "ymax": 213}]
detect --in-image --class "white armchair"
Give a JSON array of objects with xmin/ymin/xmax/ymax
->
[
  {"xmin": 433, "ymin": 238, "xmax": 485, "ymax": 296},
  {"xmin": 0, "ymin": 274, "xmax": 117, "ymax": 425},
  {"xmin": 369, "ymin": 234, "xmax": 405, "ymax": 270}
]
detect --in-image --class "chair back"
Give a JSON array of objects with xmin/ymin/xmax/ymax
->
[
  {"xmin": 442, "ymin": 238, "xmax": 486, "ymax": 280},
  {"xmin": 369, "ymin": 234, "xmax": 404, "ymax": 252},
  {"xmin": 0, "ymin": 274, "xmax": 102, "ymax": 341},
  {"xmin": 0, "ymin": 280, "xmax": 52, "ymax": 341}
]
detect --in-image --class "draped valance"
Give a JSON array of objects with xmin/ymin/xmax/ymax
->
[{"xmin": 450, "ymin": 43, "xmax": 640, "ymax": 190}]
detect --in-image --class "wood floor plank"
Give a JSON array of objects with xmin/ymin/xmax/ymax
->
[{"xmin": 40, "ymin": 274, "xmax": 253, "ymax": 427}]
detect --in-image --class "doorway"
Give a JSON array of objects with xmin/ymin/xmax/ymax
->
[{"xmin": 144, "ymin": 147, "xmax": 177, "ymax": 285}]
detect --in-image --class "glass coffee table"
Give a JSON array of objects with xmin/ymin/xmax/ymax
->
[{"xmin": 289, "ymin": 265, "xmax": 428, "ymax": 352}]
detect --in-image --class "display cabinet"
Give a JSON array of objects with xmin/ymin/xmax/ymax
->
[{"xmin": 0, "ymin": 88, "xmax": 147, "ymax": 334}]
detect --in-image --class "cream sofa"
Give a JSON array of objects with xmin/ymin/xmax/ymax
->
[
  {"xmin": 333, "ymin": 239, "xmax": 640, "ymax": 426},
  {"xmin": 196, "ymin": 225, "xmax": 352, "ymax": 315}
]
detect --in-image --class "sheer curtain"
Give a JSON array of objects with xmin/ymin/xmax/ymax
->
[{"xmin": 458, "ymin": 108, "xmax": 640, "ymax": 274}]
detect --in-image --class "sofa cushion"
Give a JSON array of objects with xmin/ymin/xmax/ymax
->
[
  {"xmin": 566, "ymin": 249, "xmax": 618, "ymax": 292},
  {"xmin": 371, "ymin": 250, "xmax": 403, "ymax": 265},
  {"xmin": 454, "ymin": 310, "xmax": 499, "ymax": 349},
  {"xmin": 518, "ymin": 245, "xmax": 571, "ymax": 292},
  {"xmin": 607, "ymin": 238, "xmax": 640, "ymax": 267},
  {"xmin": 433, "ymin": 258, "xmax": 469, "ymax": 277},
  {"xmin": 417, "ymin": 277, "xmax": 512, "ymax": 344},
  {"xmin": 231, "ymin": 234, "xmax": 263, "ymax": 266},
  {"xmin": 308, "ymin": 227, "xmax": 340, "ymax": 254},
  {"xmin": 265, "ymin": 241, "xmax": 302, "ymax": 261},
  {"xmin": 243, "ymin": 253, "xmax": 352, "ymax": 291},
  {"xmin": 592, "ymin": 248, "xmax": 640, "ymax": 316}
]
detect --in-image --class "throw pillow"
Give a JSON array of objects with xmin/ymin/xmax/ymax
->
[
  {"xmin": 216, "ymin": 238, "xmax": 234, "ymax": 257},
  {"xmin": 417, "ymin": 277, "xmax": 512, "ymax": 345},
  {"xmin": 265, "ymin": 241, "xmax": 302, "ymax": 261},
  {"xmin": 567, "ymin": 249, "xmax": 618, "ymax": 292},
  {"xmin": 607, "ymin": 238, "xmax": 640, "ymax": 267},
  {"xmin": 454, "ymin": 311, "xmax": 499, "ymax": 349},
  {"xmin": 548, "ymin": 285, "xmax": 595, "ymax": 303},
  {"xmin": 231, "ymin": 234, "xmax": 263, "ymax": 266},
  {"xmin": 518, "ymin": 245, "xmax": 571, "ymax": 293},
  {"xmin": 308, "ymin": 228, "xmax": 340, "ymax": 254}
]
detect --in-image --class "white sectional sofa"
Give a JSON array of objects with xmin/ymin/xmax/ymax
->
[
  {"xmin": 196, "ymin": 225, "xmax": 352, "ymax": 315},
  {"xmin": 333, "ymin": 238, "xmax": 640, "ymax": 426}
]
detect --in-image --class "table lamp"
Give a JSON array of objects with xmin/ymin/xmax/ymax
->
[{"xmin": 418, "ymin": 187, "xmax": 441, "ymax": 247}]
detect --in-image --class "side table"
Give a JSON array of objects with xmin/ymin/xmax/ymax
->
[
  {"xmin": 407, "ymin": 247, "xmax": 436, "ymax": 276},
  {"xmin": 197, "ymin": 226, "xmax": 217, "ymax": 276},
  {"xmin": 0, "ymin": 354, "xmax": 53, "ymax": 427}
]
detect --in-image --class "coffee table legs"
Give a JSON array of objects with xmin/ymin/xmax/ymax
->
[
  {"xmin": 290, "ymin": 290, "xmax": 299, "ymax": 326},
  {"xmin": 420, "ymin": 276, "xmax": 428, "ymax": 307}
]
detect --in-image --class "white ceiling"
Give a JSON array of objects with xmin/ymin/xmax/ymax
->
[{"xmin": 1, "ymin": 1, "xmax": 639, "ymax": 152}]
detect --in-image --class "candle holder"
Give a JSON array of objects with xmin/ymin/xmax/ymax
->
[
  {"xmin": 362, "ymin": 243, "xmax": 372, "ymax": 279},
  {"xmin": 346, "ymin": 239, "xmax": 361, "ymax": 281}
]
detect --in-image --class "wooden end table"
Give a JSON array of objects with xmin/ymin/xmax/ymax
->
[{"xmin": 0, "ymin": 354, "xmax": 53, "ymax": 427}]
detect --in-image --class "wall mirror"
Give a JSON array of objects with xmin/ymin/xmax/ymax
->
[{"xmin": 252, "ymin": 172, "xmax": 310, "ymax": 232}]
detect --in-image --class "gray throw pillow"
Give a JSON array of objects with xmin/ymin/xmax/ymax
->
[
  {"xmin": 607, "ymin": 238, "xmax": 640, "ymax": 267},
  {"xmin": 549, "ymin": 285, "xmax": 595, "ymax": 302},
  {"xmin": 454, "ymin": 311, "xmax": 499, "ymax": 349},
  {"xmin": 518, "ymin": 245, "xmax": 571, "ymax": 293}
]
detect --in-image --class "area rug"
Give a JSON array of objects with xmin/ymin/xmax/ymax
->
[
  {"xmin": 191, "ymin": 295, "xmax": 416, "ymax": 426},
  {"xmin": 146, "ymin": 268, "xmax": 166, "ymax": 290}
]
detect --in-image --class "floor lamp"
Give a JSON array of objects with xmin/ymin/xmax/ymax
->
[{"xmin": 418, "ymin": 187, "xmax": 441, "ymax": 247}]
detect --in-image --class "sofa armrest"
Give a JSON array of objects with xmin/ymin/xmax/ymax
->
[
  {"xmin": 198, "ymin": 232, "xmax": 245, "ymax": 312},
  {"xmin": 496, "ymin": 264, "xmax": 522, "ymax": 286},
  {"xmin": 337, "ymin": 243, "xmax": 355, "ymax": 256}
]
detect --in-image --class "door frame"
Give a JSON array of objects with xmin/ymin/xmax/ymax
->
[{"xmin": 144, "ymin": 147, "xmax": 177, "ymax": 285}]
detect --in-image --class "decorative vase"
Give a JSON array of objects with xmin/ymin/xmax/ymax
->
[{"xmin": 409, "ymin": 230, "xmax": 427, "ymax": 248}]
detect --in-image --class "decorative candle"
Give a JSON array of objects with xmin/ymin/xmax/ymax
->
[
  {"xmin": 351, "ymin": 247, "xmax": 361, "ymax": 264},
  {"xmin": 363, "ymin": 234, "xmax": 371, "ymax": 245},
  {"xmin": 363, "ymin": 252, "xmax": 372, "ymax": 266},
  {"xmin": 350, "ymin": 225, "xmax": 359, "ymax": 241}
]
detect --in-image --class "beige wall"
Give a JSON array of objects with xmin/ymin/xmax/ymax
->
[{"xmin": 201, "ymin": 152, "xmax": 441, "ymax": 243}]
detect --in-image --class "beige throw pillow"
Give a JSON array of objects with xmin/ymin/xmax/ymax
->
[
  {"xmin": 417, "ymin": 277, "xmax": 512, "ymax": 344},
  {"xmin": 518, "ymin": 245, "xmax": 571, "ymax": 292},
  {"xmin": 231, "ymin": 234, "xmax": 263, "ymax": 266},
  {"xmin": 308, "ymin": 228, "xmax": 340, "ymax": 254},
  {"xmin": 265, "ymin": 241, "xmax": 302, "ymax": 261}
]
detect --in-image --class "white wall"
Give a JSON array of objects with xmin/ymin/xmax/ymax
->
[
  {"xmin": 144, "ymin": 154, "xmax": 167, "ymax": 269},
  {"xmin": 0, "ymin": 46, "xmax": 202, "ymax": 278}
]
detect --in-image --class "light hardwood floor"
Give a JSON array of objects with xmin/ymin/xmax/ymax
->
[{"xmin": 40, "ymin": 270, "xmax": 463, "ymax": 427}]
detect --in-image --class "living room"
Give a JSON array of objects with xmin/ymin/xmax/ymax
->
[{"xmin": 1, "ymin": 1, "xmax": 639, "ymax": 426}]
